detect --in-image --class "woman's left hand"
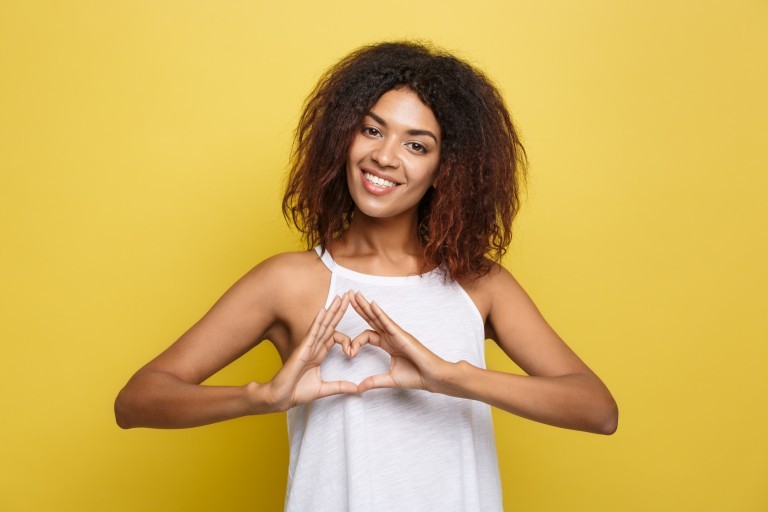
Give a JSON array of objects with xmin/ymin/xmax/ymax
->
[{"xmin": 348, "ymin": 291, "xmax": 450, "ymax": 394}]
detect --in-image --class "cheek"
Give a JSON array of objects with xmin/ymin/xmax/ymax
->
[
  {"xmin": 346, "ymin": 135, "xmax": 367, "ymax": 163},
  {"xmin": 345, "ymin": 142, "xmax": 362, "ymax": 180},
  {"xmin": 419, "ymin": 160, "xmax": 440, "ymax": 188},
  {"xmin": 345, "ymin": 162, "xmax": 355, "ymax": 188}
]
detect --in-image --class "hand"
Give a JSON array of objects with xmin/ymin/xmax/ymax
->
[
  {"xmin": 264, "ymin": 293, "xmax": 358, "ymax": 411},
  {"xmin": 348, "ymin": 291, "xmax": 450, "ymax": 394}
]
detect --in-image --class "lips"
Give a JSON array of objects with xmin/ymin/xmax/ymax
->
[
  {"xmin": 359, "ymin": 168, "xmax": 401, "ymax": 196},
  {"xmin": 363, "ymin": 172, "xmax": 397, "ymax": 188}
]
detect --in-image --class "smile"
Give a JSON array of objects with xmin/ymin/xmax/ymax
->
[{"xmin": 363, "ymin": 172, "xmax": 398, "ymax": 188}]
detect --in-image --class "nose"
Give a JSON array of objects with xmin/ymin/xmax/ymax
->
[{"xmin": 371, "ymin": 137, "xmax": 400, "ymax": 169}]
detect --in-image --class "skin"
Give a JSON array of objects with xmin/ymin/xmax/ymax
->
[{"xmin": 115, "ymin": 88, "xmax": 618, "ymax": 435}]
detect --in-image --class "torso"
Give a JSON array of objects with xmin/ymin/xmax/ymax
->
[
  {"xmin": 262, "ymin": 249, "xmax": 495, "ymax": 361},
  {"xmin": 282, "ymin": 247, "xmax": 503, "ymax": 512}
]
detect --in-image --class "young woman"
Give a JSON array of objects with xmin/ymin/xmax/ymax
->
[{"xmin": 115, "ymin": 41, "xmax": 618, "ymax": 511}]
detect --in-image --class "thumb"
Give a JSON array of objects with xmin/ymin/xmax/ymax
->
[
  {"xmin": 348, "ymin": 329, "xmax": 381, "ymax": 357},
  {"xmin": 358, "ymin": 372, "xmax": 396, "ymax": 393}
]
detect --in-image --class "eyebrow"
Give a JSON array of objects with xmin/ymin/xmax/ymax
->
[{"xmin": 366, "ymin": 111, "xmax": 439, "ymax": 144}]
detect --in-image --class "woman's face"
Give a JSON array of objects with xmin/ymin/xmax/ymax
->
[{"xmin": 346, "ymin": 87, "xmax": 441, "ymax": 222}]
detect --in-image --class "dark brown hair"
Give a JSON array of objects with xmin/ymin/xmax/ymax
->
[{"xmin": 282, "ymin": 41, "xmax": 526, "ymax": 280}]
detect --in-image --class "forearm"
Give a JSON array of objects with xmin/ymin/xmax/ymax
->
[
  {"xmin": 434, "ymin": 361, "xmax": 618, "ymax": 435},
  {"xmin": 114, "ymin": 370, "xmax": 275, "ymax": 429}
]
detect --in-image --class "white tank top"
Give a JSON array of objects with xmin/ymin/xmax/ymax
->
[{"xmin": 284, "ymin": 247, "xmax": 502, "ymax": 512}]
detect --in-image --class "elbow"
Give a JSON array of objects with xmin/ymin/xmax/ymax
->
[
  {"xmin": 585, "ymin": 376, "xmax": 618, "ymax": 435},
  {"xmin": 596, "ymin": 398, "xmax": 619, "ymax": 435},
  {"xmin": 114, "ymin": 368, "xmax": 165, "ymax": 429},
  {"xmin": 114, "ymin": 388, "xmax": 138, "ymax": 429}
]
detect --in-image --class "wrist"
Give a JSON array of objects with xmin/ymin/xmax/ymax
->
[
  {"xmin": 427, "ymin": 359, "xmax": 474, "ymax": 396},
  {"xmin": 243, "ymin": 381, "xmax": 284, "ymax": 415}
]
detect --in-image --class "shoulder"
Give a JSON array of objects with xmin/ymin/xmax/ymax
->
[
  {"xmin": 456, "ymin": 260, "xmax": 530, "ymax": 329},
  {"xmin": 217, "ymin": 249, "xmax": 329, "ymax": 346},
  {"xmin": 457, "ymin": 259, "xmax": 520, "ymax": 298},
  {"xmin": 217, "ymin": 249, "xmax": 327, "ymax": 310},
  {"xmin": 245, "ymin": 248, "xmax": 331, "ymax": 310},
  {"xmin": 243, "ymin": 249, "xmax": 327, "ymax": 292},
  {"xmin": 455, "ymin": 260, "xmax": 511, "ymax": 319},
  {"xmin": 254, "ymin": 249, "xmax": 323, "ymax": 276}
]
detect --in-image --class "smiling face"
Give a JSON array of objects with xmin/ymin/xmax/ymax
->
[{"xmin": 346, "ymin": 87, "xmax": 442, "ymax": 222}]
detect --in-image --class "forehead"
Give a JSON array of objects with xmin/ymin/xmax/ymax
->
[{"xmin": 367, "ymin": 88, "xmax": 441, "ymax": 138}]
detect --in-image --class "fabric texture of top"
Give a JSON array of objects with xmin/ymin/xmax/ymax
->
[{"xmin": 284, "ymin": 247, "xmax": 502, "ymax": 512}]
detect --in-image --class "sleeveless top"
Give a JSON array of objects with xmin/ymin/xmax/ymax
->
[{"xmin": 284, "ymin": 247, "xmax": 503, "ymax": 512}]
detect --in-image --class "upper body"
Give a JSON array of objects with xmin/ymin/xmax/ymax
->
[
  {"xmin": 112, "ymin": 79, "xmax": 616, "ymax": 433},
  {"xmin": 114, "ymin": 40, "xmax": 617, "ymax": 508}
]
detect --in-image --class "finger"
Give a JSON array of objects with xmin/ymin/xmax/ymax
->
[
  {"xmin": 316, "ymin": 300, "xmax": 349, "ymax": 356},
  {"xmin": 316, "ymin": 295, "xmax": 342, "ymax": 343},
  {"xmin": 348, "ymin": 291, "xmax": 370, "ymax": 323},
  {"xmin": 349, "ymin": 291, "xmax": 383, "ymax": 332},
  {"xmin": 322, "ymin": 294, "xmax": 349, "ymax": 342},
  {"xmin": 371, "ymin": 300, "xmax": 436, "ymax": 362},
  {"xmin": 357, "ymin": 373, "xmax": 396, "ymax": 393},
  {"xmin": 276, "ymin": 306, "xmax": 333, "ymax": 397},
  {"xmin": 305, "ymin": 307, "xmax": 327, "ymax": 345},
  {"xmin": 349, "ymin": 329, "xmax": 381, "ymax": 356},
  {"xmin": 328, "ymin": 293, "xmax": 350, "ymax": 330},
  {"xmin": 325, "ymin": 294, "xmax": 342, "ymax": 319},
  {"xmin": 370, "ymin": 301, "xmax": 401, "ymax": 334},
  {"xmin": 354, "ymin": 294, "xmax": 390, "ymax": 334},
  {"xmin": 317, "ymin": 380, "xmax": 359, "ymax": 398},
  {"xmin": 330, "ymin": 331, "xmax": 352, "ymax": 355}
]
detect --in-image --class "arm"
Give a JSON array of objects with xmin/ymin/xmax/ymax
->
[
  {"xmin": 348, "ymin": 268, "xmax": 618, "ymax": 435},
  {"xmin": 445, "ymin": 265, "xmax": 618, "ymax": 434},
  {"xmin": 114, "ymin": 256, "xmax": 355, "ymax": 429},
  {"xmin": 439, "ymin": 363, "xmax": 617, "ymax": 435}
]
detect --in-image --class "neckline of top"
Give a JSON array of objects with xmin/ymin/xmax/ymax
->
[{"xmin": 314, "ymin": 246, "xmax": 443, "ymax": 286}]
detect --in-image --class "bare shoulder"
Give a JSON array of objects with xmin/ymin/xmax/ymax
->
[
  {"xmin": 252, "ymin": 250, "xmax": 325, "ymax": 282},
  {"xmin": 244, "ymin": 249, "xmax": 330, "ymax": 308},
  {"xmin": 456, "ymin": 260, "xmax": 520, "ymax": 316},
  {"xmin": 170, "ymin": 248, "xmax": 329, "ymax": 344},
  {"xmin": 456, "ymin": 260, "xmax": 533, "ymax": 341}
]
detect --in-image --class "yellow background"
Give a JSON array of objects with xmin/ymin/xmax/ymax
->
[{"xmin": 1, "ymin": 1, "xmax": 766, "ymax": 510}]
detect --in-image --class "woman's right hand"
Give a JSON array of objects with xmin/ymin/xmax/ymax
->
[{"xmin": 260, "ymin": 293, "xmax": 358, "ymax": 411}]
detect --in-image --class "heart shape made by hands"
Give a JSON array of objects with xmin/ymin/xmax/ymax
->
[{"xmin": 320, "ymin": 330, "xmax": 390, "ymax": 386}]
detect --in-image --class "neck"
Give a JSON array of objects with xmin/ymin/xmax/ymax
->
[
  {"xmin": 336, "ymin": 208, "xmax": 423, "ymax": 258},
  {"xmin": 331, "ymin": 210, "xmax": 424, "ymax": 273}
]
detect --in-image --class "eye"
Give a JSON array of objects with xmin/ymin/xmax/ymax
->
[
  {"xmin": 406, "ymin": 141, "xmax": 428, "ymax": 154},
  {"xmin": 361, "ymin": 126, "xmax": 382, "ymax": 137}
]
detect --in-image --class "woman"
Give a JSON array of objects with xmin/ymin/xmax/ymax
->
[{"xmin": 115, "ymin": 41, "xmax": 618, "ymax": 511}]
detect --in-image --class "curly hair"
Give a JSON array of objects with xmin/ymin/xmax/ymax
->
[{"xmin": 282, "ymin": 41, "xmax": 527, "ymax": 280}]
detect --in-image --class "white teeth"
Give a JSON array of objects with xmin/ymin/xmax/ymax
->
[{"xmin": 363, "ymin": 172, "xmax": 397, "ymax": 188}]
